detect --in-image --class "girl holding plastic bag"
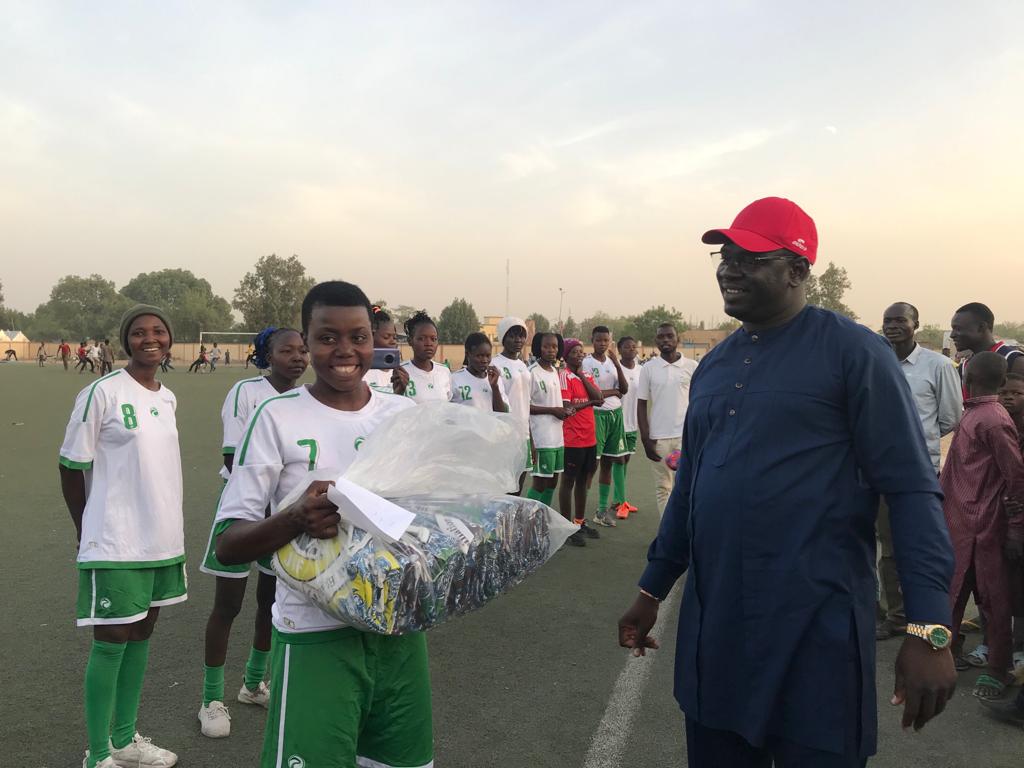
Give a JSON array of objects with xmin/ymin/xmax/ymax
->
[{"xmin": 213, "ymin": 281, "xmax": 432, "ymax": 768}]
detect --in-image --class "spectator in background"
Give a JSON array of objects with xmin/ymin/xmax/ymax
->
[
  {"xmin": 224, "ymin": 349, "xmax": 231, "ymax": 366},
  {"xmin": 58, "ymin": 339, "xmax": 72, "ymax": 371},
  {"xmin": 209, "ymin": 343, "xmax": 221, "ymax": 372},
  {"xmin": 75, "ymin": 341, "xmax": 90, "ymax": 373},
  {"xmin": 37, "ymin": 343, "xmax": 47, "ymax": 366},
  {"xmin": 244, "ymin": 343, "xmax": 255, "ymax": 368},
  {"xmin": 188, "ymin": 345, "xmax": 208, "ymax": 374},
  {"xmin": 86, "ymin": 341, "xmax": 101, "ymax": 374},
  {"xmin": 876, "ymin": 302, "xmax": 963, "ymax": 640},
  {"xmin": 101, "ymin": 339, "xmax": 115, "ymax": 375},
  {"xmin": 950, "ymin": 302, "xmax": 1024, "ymax": 399},
  {"xmin": 636, "ymin": 322, "xmax": 698, "ymax": 515}
]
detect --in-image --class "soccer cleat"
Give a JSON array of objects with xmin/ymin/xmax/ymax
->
[
  {"xmin": 593, "ymin": 510, "xmax": 616, "ymax": 528},
  {"xmin": 83, "ymin": 756, "xmax": 118, "ymax": 768},
  {"xmin": 110, "ymin": 733, "xmax": 178, "ymax": 767},
  {"xmin": 565, "ymin": 531, "xmax": 587, "ymax": 547},
  {"xmin": 198, "ymin": 700, "xmax": 231, "ymax": 738},
  {"xmin": 614, "ymin": 503, "xmax": 630, "ymax": 520},
  {"xmin": 624, "ymin": 502, "xmax": 639, "ymax": 514},
  {"xmin": 237, "ymin": 679, "xmax": 271, "ymax": 708},
  {"xmin": 580, "ymin": 521, "xmax": 600, "ymax": 539}
]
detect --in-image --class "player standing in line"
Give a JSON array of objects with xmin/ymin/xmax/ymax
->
[
  {"xmin": 526, "ymin": 331, "xmax": 569, "ymax": 508},
  {"xmin": 450, "ymin": 332, "xmax": 509, "ymax": 413},
  {"xmin": 197, "ymin": 327, "xmax": 309, "ymax": 738},
  {"xmin": 583, "ymin": 326, "xmax": 630, "ymax": 526},
  {"xmin": 214, "ymin": 281, "xmax": 432, "ymax": 768},
  {"xmin": 492, "ymin": 317, "xmax": 533, "ymax": 492},
  {"xmin": 396, "ymin": 310, "xmax": 452, "ymax": 403},
  {"xmin": 560, "ymin": 338, "xmax": 604, "ymax": 547},
  {"xmin": 59, "ymin": 305, "xmax": 184, "ymax": 768},
  {"xmin": 363, "ymin": 306, "xmax": 410, "ymax": 395},
  {"xmin": 59, "ymin": 339, "xmax": 72, "ymax": 371},
  {"xmin": 615, "ymin": 336, "xmax": 642, "ymax": 518},
  {"xmin": 101, "ymin": 340, "xmax": 115, "ymax": 375}
]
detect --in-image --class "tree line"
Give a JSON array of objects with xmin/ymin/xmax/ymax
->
[{"xmin": 0, "ymin": 255, "xmax": 942, "ymax": 346}]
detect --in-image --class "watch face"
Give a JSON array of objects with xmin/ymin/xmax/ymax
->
[{"xmin": 928, "ymin": 626, "xmax": 951, "ymax": 649}]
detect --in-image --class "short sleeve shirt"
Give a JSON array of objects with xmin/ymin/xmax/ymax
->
[
  {"xmin": 492, "ymin": 354, "xmax": 531, "ymax": 429},
  {"xmin": 560, "ymin": 369, "xmax": 597, "ymax": 448},
  {"xmin": 400, "ymin": 360, "xmax": 452, "ymax": 403},
  {"xmin": 529, "ymin": 363, "xmax": 564, "ymax": 449},
  {"xmin": 583, "ymin": 354, "xmax": 622, "ymax": 411},
  {"xmin": 216, "ymin": 386, "xmax": 415, "ymax": 634},
  {"xmin": 450, "ymin": 368, "xmax": 510, "ymax": 413},
  {"xmin": 636, "ymin": 354, "xmax": 699, "ymax": 439},
  {"xmin": 59, "ymin": 369, "xmax": 184, "ymax": 568},
  {"xmin": 620, "ymin": 362, "xmax": 643, "ymax": 433}
]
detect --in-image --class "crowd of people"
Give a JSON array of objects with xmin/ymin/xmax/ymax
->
[{"xmin": 51, "ymin": 196, "xmax": 1024, "ymax": 768}]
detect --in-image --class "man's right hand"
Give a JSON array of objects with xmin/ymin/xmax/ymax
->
[
  {"xmin": 287, "ymin": 480, "xmax": 341, "ymax": 539},
  {"xmin": 618, "ymin": 592, "xmax": 661, "ymax": 657},
  {"xmin": 642, "ymin": 438, "xmax": 662, "ymax": 462}
]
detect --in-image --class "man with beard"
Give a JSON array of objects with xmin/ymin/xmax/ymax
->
[
  {"xmin": 875, "ymin": 303, "xmax": 963, "ymax": 640},
  {"xmin": 617, "ymin": 197, "xmax": 956, "ymax": 766}
]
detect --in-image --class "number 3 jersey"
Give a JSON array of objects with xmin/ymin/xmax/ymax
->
[
  {"xmin": 216, "ymin": 385, "xmax": 415, "ymax": 633},
  {"xmin": 59, "ymin": 369, "xmax": 184, "ymax": 569}
]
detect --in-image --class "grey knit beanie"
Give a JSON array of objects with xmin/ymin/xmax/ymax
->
[{"xmin": 119, "ymin": 304, "xmax": 174, "ymax": 355}]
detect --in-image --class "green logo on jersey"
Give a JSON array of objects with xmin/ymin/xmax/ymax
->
[
  {"xmin": 354, "ymin": 436, "xmax": 365, "ymax": 451},
  {"xmin": 149, "ymin": 407, "xmax": 159, "ymax": 417}
]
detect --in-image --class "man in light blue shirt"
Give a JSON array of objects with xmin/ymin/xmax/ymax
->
[{"xmin": 876, "ymin": 302, "xmax": 963, "ymax": 638}]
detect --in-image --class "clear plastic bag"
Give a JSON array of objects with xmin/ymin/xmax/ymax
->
[{"xmin": 273, "ymin": 403, "xmax": 576, "ymax": 634}]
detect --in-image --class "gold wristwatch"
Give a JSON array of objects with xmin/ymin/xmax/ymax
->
[{"xmin": 906, "ymin": 623, "xmax": 952, "ymax": 650}]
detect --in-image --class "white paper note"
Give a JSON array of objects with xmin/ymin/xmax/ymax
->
[{"xmin": 326, "ymin": 477, "xmax": 415, "ymax": 542}]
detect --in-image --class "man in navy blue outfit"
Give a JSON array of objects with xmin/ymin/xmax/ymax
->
[{"xmin": 618, "ymin": 198, "xmax": 957, "ymax": 766}]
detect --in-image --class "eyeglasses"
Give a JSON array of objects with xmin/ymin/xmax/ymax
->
[{"xmin": 710, "ymin": 250, "xmax": 797, "ymax": 271}]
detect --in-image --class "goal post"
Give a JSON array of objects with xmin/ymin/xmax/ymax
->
[{"xmin": 199, "ymin": 330, "xmax": 259, "ymax": 346}]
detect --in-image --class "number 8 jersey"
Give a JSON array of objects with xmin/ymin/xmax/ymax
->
[{"xmin": 59, "ymin": 369, "xmax": 184, "ymax": 569}]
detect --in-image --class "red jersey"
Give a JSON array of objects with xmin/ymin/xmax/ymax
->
[
  {"xmin": 560, "ymin": 368, "xmax": 597, "ymax": 448},
  {"xmin": 58, "ymin": 343, "xmax": 71, "ymax": 358}
]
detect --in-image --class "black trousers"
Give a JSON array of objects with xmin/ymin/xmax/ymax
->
[{"xmin": 685, "ymin": 720, "xmax": 867, "ymax": 767}]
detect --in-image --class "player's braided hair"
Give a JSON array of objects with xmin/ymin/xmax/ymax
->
[
  {"xmin": 404, "ymin": 310, "xmax": 435, "ymax": 338},
  {"xmin": 253, "ymin": 326, "xmax": 300, "ymax": 370},
  {"xmin": 371, "ymin": 305, "xmax": 392, "ymax": 330},
  {"xmin": 531, "ymin": 331, "xmax": 564, "ymax": 360}
]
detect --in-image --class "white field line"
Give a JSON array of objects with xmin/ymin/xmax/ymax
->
[{"xmin": 582, "ymin": 586, "xmax": 682, "ymax": 768}]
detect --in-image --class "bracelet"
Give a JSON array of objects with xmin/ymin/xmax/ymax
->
[{"xmin": 639, "ymin": 588, "xmax": 661, "ymax": 602}]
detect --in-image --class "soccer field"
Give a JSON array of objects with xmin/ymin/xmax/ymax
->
[{"xmin": 1, "ymin": 364, "xmax": 1020, "ymax": 767}]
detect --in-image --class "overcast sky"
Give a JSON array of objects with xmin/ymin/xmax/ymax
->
[{"xmin": 3, "ymin": 1, "xmax": 1022, "ymax": 327}]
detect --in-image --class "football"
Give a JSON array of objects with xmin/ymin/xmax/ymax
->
[{"xmin": 665, "ymin": 449, "xmax": 682, "ymax": 471}]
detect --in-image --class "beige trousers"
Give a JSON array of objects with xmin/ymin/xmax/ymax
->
[{"xmin": 653, "ymin": 437, "xmax": 683, "ymax": 515}]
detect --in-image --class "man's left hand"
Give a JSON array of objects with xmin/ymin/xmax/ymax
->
[{"xmin": 891, "ymin": 636, "xmax": 956, "ymax": 731}]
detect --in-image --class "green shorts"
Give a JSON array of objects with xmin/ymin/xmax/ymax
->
[
  {"xmin": 201, "ymin": 519, "xmax": 275, "ymax": 578},
  {"xmin": 532, "ymin": 446, "xmax": 565, "ymax": 478},
  {"xmin": 594, "ymin": 408, "xmax": 628, "ymax": 458},
  {"xmin": 263, "ymin": 628, "xmax": 433, "ymax": 768},
  {"xmin": 76, "ymin": 561, "xmax": 187, "ymax": 626},
  {"xmin": 624, "ymin": 430, "xmax": 638, "ymax": 454}
]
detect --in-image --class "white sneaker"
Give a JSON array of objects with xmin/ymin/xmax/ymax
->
[
  {"xmin": 83, "ymin": 755, "xmax": 118, "ymax": 768},
  {"xmin": 198, "ymin": 700, "xmax": 232, "ymax": 738},
  {"xmin": 237, "ymin": 679, "xmax": 271, "ymax": 708},
  {"xmin": 109, "ymin": 733, "xmax": 178, "ymax": 767}
]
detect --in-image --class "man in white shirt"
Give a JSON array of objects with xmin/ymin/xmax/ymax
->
[
  {"xmin": 876, "ymin": 302, "xmax": 963, "ymax": 639},
  {"xmin": 636, "ymin": 322, "xmax": 699, "ymax": 514}
]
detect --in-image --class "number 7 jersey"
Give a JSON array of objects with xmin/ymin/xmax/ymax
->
[{"xmin": 59, "ymin": 369, "xmax": 184, "ymax": 568}]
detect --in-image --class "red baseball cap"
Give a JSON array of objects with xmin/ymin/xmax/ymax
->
[{"xmin": 702, "ymin": 197, "xmax": 818, "ymax": 265}]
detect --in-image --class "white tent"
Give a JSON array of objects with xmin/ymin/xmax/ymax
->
[{"xmin": 0, "ymin": 330, "xmax": 28, "ymax": 342}]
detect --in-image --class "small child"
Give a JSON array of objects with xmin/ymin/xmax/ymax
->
[
  {"xmin": 559, "ymin": 338, "xmax": 604, "ymax": 547},
  {"xmin": 450, "ymin": 333, "xmax": 509, "ymax": 413},
  {"xmin": 942, "ymin": 352, "xmax": 1024, "ymax": 701}
]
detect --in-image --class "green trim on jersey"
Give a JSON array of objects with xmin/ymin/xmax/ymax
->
[
  {"xmin": 81, "ymin": 369, "xmax": 124, "ymax": 422},
  {"xmin": 237, "ymin": 390, "xmax": 301, "ymax": 466},
  {"xmin": 77, "ymin": 554, "xmax": 186, "ymax": 570},
  {"xmin": 59, "ymin": 455, "xmax": 94, "ymax": 471},
  {"xmin": 222, "ymin": 446, "xmax": 236, "ymax": 455},
  {"xmin": 232, "ymin": 376, "xmax": 267, "ymax": 417}
]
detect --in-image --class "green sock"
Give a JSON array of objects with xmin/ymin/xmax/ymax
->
[
  {"xmin": 525, "ymin": 487, "xmax": 544, "ymax": 502},
  {"xmin": 540, "ymin": 488, "xmax": 555, "ymax": 506},
  {"xmin": 598, "ymin": 482, "xmax": 610, "ymax": 512},
  {"xmin": 203, "ymin": 663, "xmax": 225, "ymax": 706},
  {"xmin": 111, "ymin": 639, "xmax": 149, "ymax": 749},
  {"xmin": 84, "ymin": 640, "xmax": 126, "ymax": 766},
  {"xmin": 244, "ymin": 646, "xmax": 270, "ymax": 692},
  {"xmin": 612, "ymin": 463, "xmax": 626, "ymax": 505}
]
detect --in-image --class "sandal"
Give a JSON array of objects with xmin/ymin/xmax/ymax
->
[
  {"xmin": 1013, "ymin": 651, "xmax": 1024, "ymax": 672},
  {"xmin": 973, "ymin": 674, "xmax": 1007, "ymax": 701},
  {"xmin": 955, "ymin": 655, "xmax": 971, "ymax": 671},
  {"xmin": 962, "ymin": 615, "xmax": 983, "ymax": 632},
  {"xmin": 967, "ymin": 644, "xmax": 989, "ymax": 667}
]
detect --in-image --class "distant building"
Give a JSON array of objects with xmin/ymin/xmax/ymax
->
[{"xmin": 679, "ymin": 328, "xmax": 732, "ymax": 358}]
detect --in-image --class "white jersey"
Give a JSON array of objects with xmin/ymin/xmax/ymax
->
[
  {"xmin": 219, "ymin": 376, "xmax": 280, "ymax": 480},
  {"xmin": 400, "ymin": 360, "xmax": 452, "ymax": 404},
  {"xmin": 529, "ymin": 363, "xmax": 564, "ymax": 449},
  {"xmin": 216, "ymin": 386, "xmax": 415, "ymax": 634},
  {"xmin": 59, "ymin": 369, "xmax": 184, "ymax": 568},
  {"xmin": 620, "ymin": 361, "xmax": 643, "ymax": 433},
  {"xmin": 583, "ymin": 354, "xmax": 622, "ymax": 411},
  {"xmin": 491, "ymin": 353, "xmax": 531, "ymax": 429},
  {"xmin": 636, "ymin": 354, "xmax": 699, "ymax": 439},
  {"xmin": 450, "ymin": 368, "xmax": 510, "ymax": 413},
  {"xmin": 363, "ymin": 368, "xmax": 396, "ymax": 396}
]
